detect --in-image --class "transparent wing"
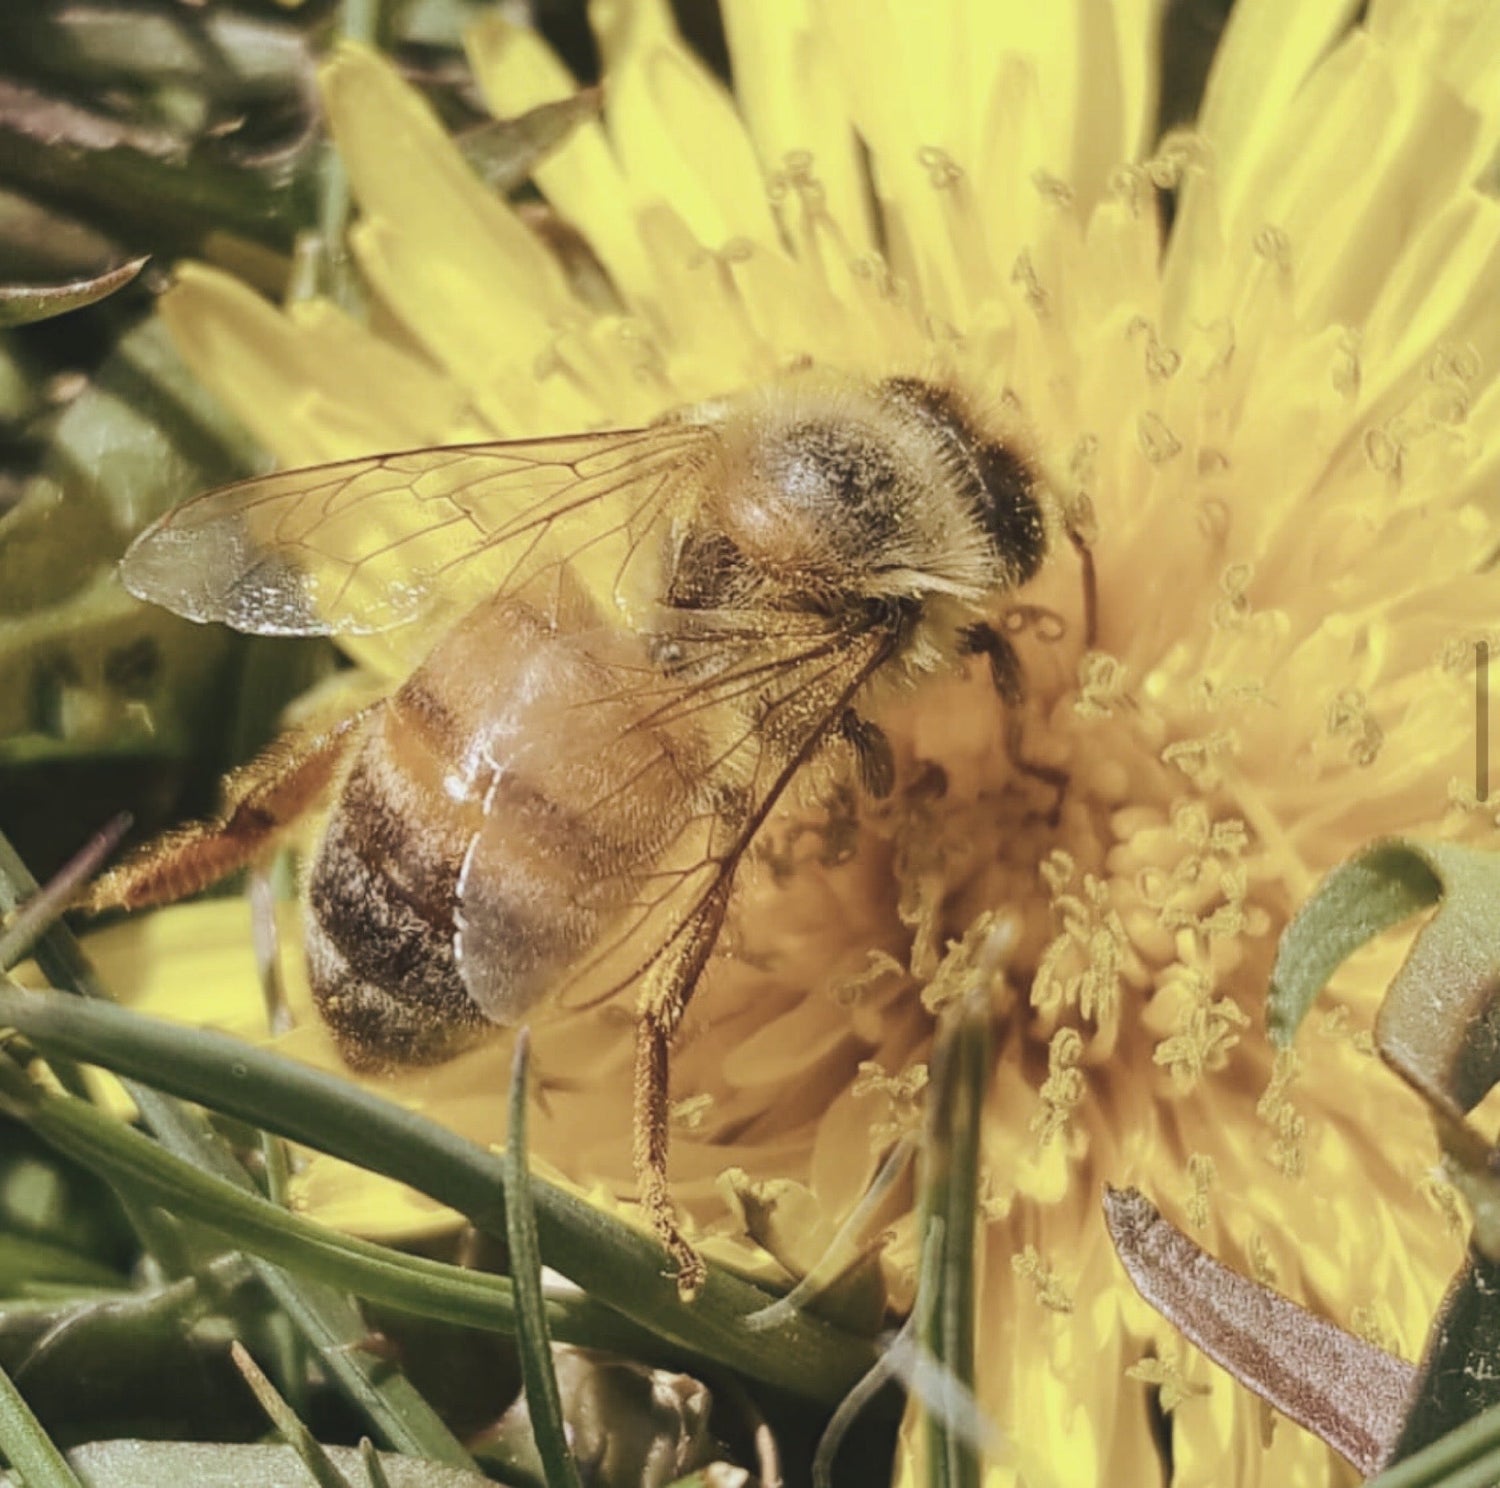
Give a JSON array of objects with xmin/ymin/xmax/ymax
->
[
  {"xmin": 120, "ymin": 424, "xmax": 716, "ymax": 644},
  {"xmin": 451, "ymin": 609, "xmax": 898, "ymax": 1025}
]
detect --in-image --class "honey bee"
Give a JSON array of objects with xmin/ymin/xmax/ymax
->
[{"xmin": 89, "ymin": 368, "xmax": 1069, "ymax": 1295}]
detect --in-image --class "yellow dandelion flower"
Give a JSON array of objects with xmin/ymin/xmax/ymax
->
[{"xmin": 80, "ymin": 0, "xmax": 1500, "ymax": 1480}]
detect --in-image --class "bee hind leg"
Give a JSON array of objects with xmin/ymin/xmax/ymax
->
[
  {"xmin": 85, "ymin": 709, "xmax": 372, "ymax": 913},
  {"xmin": 631, "ymin": 882, "xmax": 733, "ymax": 1301},
  {"xmin": 960, "ymin": 622, "xmax": 1068, "ymax": 823}
]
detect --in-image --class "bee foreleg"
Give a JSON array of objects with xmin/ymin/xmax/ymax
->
[
  {"xmin": 85, "ymin": 708, "xmax": 373, "ymax": 913},
  {"xmin": 960, "ymin": 622, "xmax": 1068, "ymax": 821},
  {"xmin": 631, "ymin": 879, "xmax": 732, "ymax": 1301},
  {"xmin": 839, "ymin": 710, "xmax": 895, "ymax": 799}
]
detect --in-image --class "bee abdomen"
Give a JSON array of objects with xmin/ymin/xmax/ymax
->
[{"xmin": 305, "ymin": 752, "xmax": 486, "ymax": 1069}]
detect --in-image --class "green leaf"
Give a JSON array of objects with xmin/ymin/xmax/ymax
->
[
  {"xmin": 0, "ymin": 981, "xmax": 878, "ymax": 1404},
  {"xmin": 1267, "ymin": 839, "xmax": 1440, "ymax": 1047},
  {"xmin": 0, "ymin": 258, "xmax": 147, "ymax": 326},
  {"xmin": 0, "ymin": 1356, "xmax": 84, "ymax": 1488},
  {"xmin": 504, "ymin": 1033, "xmax": 582, "ymax": 1488},
  {"xmin": 0, "ymin": 312, "xmax": 259, "ymax": 773},
  {"xmin": 1269, "ymin": 838, "xmax": 1500, "ymax": 1113}
]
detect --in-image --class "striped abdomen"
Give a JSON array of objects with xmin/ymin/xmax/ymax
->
[{"xmin": 305, "ymin": 596, "xmax": 702, "ymax": 1069}]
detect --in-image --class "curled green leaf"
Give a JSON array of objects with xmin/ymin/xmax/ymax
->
[
  {"xmin": 1268, "ymin": 837, "xmax": 1500, "ymax": 1114},
  {"xmin": 1267, "ymin": 839, "xmax": 1440, "ymax": 1048}
]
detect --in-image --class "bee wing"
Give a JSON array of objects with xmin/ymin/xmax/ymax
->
[
  {"xmin": 452, "ymin": 612, "xmax": 897, "ymax": 1025},
  {"xmin": 120, "ymin": 424, "xmax": 716, "ymax": 647}
]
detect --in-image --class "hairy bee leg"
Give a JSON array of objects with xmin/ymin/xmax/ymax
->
[
  {"xmin": 633, "ymin": 1008, "xmax": 707, "ymax": 1298},
  {"xmin": 960, "ymin": 621, "xmax": 1068, "ymax": 822},
  {"xmin": 86, "ymin": 709, "xmax": 374, "ymax": 913},
  {"xmin": 839, "ymin": 709, "xmax": 895, "ymax": 798},
  {"xmin": 631, "ymin": 880, "xmax": 732, "ymax": 1300}
]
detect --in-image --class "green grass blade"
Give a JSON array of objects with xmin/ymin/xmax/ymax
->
[
  {"xmin": 504, "ymin": 1032, "xmax": 583, "ymax": 1488},
  {"xmin": 918, "ymin": 990, "xmax": 988, "ymax": 1488},
  {"xmin": 0, "ymin": 1357, "xmax": 84, "ymax": 1488},
  {"xmin": 0, "ymin": 833, "xmax": 473, "ymax": 1470},
  {"xmin": 1, "ymin": 1064, "xmax": 661, "ymax": 1356},
  {"xmin": 232, "ymin": 1341, "xmax": 360, "ymax": 1488},
  {"xmin": 1364, "ymin": 1399, "xmax": 1500, "ymax": 1487},
  {"xmin": 360, "ymin": 1439, "xmax": 395, "ymax": 1488},
  {"xmin": 0, "ymin": 981, "xmax": 877, "ymax": 1404}
]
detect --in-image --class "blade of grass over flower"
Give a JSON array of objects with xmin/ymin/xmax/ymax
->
[
  {"xmin": 0, "ymin": 834, "xmax": 475, "ymax": 1469},
  {"xmin": 0, "ymin": 1060, "xmax": 661, "ymax": 1356},
  {"xmin": 0, "ymin": 981, "xmax": 879, "ymax": 1403},
  {"xmin": 917, "ymin": 989, "xmax": 989, "ymax": 1488},
  {"xmin": 504, "ymin": 1032, "xmax": 583, "ymax": 1488},
  {"xmin": 1269, "ymin": 838, "xmax": 1500, "ymax": 1113},
  {"xmin": 0, "ymin": 1356, "xmax": 85, "ymax": 1488},
  {"xmin": 232, "ymin": 1340, "xmax": 360, "ymax": 1488}
]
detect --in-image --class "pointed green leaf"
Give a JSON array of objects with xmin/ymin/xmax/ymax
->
[
  {"xmin": 457, "ymin": 89, "xmax": 602, "ymax": 192},
  {"xmin": 0, "ymin": 258, "xmax": 147, "ymax": 326}
]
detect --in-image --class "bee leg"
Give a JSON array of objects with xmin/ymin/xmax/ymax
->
[
  {"xmin": 839, "ymin": 710, "xmax": 895, "ymax": 798},
  {"xmin": 959, "ymin": 622, "xmax": 1068, "ymax": 823},
  {"xmin": 632, "ymin": 881, "xmax": 732, "ymax": 1301},
  {"xmin": 85, "ymin": 708, "xmax": 373, "ymax": 913}
]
